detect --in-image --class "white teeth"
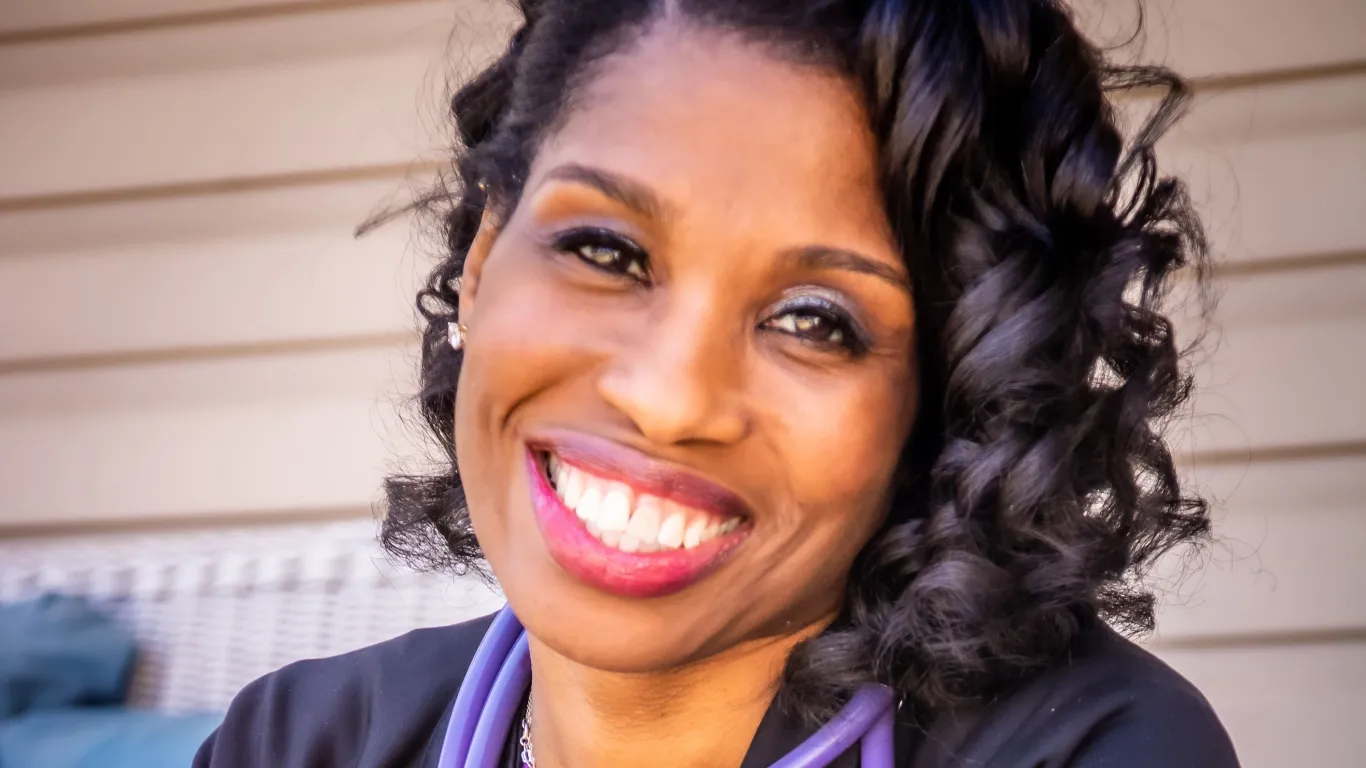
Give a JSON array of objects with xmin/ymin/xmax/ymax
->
[
  {"xmin": 575, "ymin": 483, "xmax": 601, "ymax": 522},
  {"xmin": 683, "ymin": 517, "xmax": 708, "ymax": 549},
  {"xmin": 625, "ymin": 496, "xmax": 662, "ymax": 544},
  {"xmin": 657, "ymin": 509, "xmax": 686, "ymax": 549},
  {"xmin": 561, "ymin": 467, "xmax": 584, "ymax": 510},
  {"xmin": 598, "ymin": 484, "xmax": 632, "ymax": 532},
  {"xmin": 547, "ymin": 453, "xmax": 744, "ymax": 554}
]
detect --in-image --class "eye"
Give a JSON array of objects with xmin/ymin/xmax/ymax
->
[
  {"xmin": 552, "ymin": 227, "xmax": 651, "ymax": 283},
  {"xmin": 761, "ymin": 295, "xmax": 868, "ymax": 355}
]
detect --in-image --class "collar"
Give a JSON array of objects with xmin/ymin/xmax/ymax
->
[{"xmin": 489, "ymin": 691, "xmax": 921, "ymax": 767}]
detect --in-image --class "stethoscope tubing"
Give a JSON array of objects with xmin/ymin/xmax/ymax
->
[
  {"xmin": 438, "ymin": 607, "xmax": 895, "ymax": 768},
  {"xmin": 438, "ymin": 608, "xmax": 522, "ymax": 767}
]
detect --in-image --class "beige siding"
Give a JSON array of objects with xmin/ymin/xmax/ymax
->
[{"xmin": 0, "ymin": 1, "xmax": 1361, "ymax": 764}]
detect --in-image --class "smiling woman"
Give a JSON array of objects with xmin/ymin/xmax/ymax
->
[{"xmin": 195, "ymin": 1, "xmax": 1238, "ymax": 766}]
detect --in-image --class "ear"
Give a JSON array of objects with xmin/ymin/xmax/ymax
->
[{"xmin": 457, "ymin": 205, "xmax": 501, "ymax": 322}]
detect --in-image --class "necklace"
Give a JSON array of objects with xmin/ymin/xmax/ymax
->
[
  {"xmin": 519, "ymin": 693, "xmax": 535, "ymax": 768},
  {"xmin": 435, "ymin": 607, "xmax": 896, "ymax": 768}
]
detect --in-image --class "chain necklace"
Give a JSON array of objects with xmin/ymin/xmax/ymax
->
[{"xmin": 519, "ymin": 693, "xmax": 536, "ymax": 768}]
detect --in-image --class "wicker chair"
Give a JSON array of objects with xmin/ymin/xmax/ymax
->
[{"xmin": 0, "ymin": 518, "xmax": 503, "ymax": 714}]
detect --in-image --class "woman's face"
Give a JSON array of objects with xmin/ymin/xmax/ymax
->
[{"xmin": 455, "ymin": 23, "xmax": 919, "ymax": 673}]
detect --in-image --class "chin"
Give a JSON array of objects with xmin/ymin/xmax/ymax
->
[{"xmin": 500, "ymin": 561, "xmax": 737, "ymax": 672}]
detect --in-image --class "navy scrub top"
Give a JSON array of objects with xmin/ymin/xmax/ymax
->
[{"xmin": 193, "ymin": 612, "xmax": 1239, "ymax": 767}]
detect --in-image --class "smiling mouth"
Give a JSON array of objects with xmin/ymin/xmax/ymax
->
[
  {"xmin": 535, "ymin": 450, "xmax": 745, "ymax": 553},
  {"xmin": 524, "ymin": 438, "xmax": 751, "ymax": 598}
]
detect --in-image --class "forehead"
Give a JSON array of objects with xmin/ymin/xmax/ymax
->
[{"xmin": 530, "ymin": 21, "xmax": 893, "ymax": 248}]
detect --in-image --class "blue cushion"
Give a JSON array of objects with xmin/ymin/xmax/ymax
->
[
  {"xmin": 0, "ymin": 708, "xmax": 222, "ymax": 768},
  {"xmin": 0, "ymin": 595, "xmax": 135, "ymax": 718}
]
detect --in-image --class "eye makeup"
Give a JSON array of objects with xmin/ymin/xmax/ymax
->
[
  {"xmin": 761, "ymin": 290, "xmax": 872, "ymax": 356},
  {"xmin": 549, "ymin": 226, "xmax": 652, "ymax": 283}
]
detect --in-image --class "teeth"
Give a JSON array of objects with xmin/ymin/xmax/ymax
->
[
  {"xmin": 575, "ymin": 483, "xmax": 601, "ymax": 523},
  {"xmin": 624, "ymin": 496, "xmax": 662, "ymax": 544},
  {"xmin": 561, "ymin": 467, "xmax": 584, "ymax": 510},
  {"xmin": 683, "ymin": 517, "xmax": 708, "ymax": 549},
  {"xmin": 547, "ymin": 453, "xmax": 743, "ymax": 554},
  {"xmin": 657, "ymin": 507, "xmax": 686, "ymax": 549},
  {"xmin": 598, "ymin": 484, "xmax": 632, "ymax": 532}
]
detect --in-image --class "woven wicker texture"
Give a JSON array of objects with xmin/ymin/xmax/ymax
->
[{"xmin": 0, "ymin": 518, "xmax": 504, "ymax": 713}]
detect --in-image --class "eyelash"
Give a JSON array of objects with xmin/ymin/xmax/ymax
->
[
  {"xmin": 761, "ymin": 295, "xmax": 869, "ymax": 356},
  {"xmin": 550, "ymin": 227, "xmax": 868, "ymax": 356},
  {"xmin": 552, "ymin": 227, "xmax": 651, "ymax": 283}
]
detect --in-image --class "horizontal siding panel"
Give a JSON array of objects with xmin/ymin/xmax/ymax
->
[
  {"xmin": 1174, "ymin": 261, "xmax": 1366, "ymax": 453},
  {"xmin": 1073, "ymin": 0, "xmax": 1366, "ymax": 79},
  {"xmin": 0, "ymin": 223, "xmax": 425, "ymax": 363},
  {"xmin": 0, "ymin": 49, "xmax": 445, "ymax": 200},
  {"xmin": 0, "ymin": 1, "xmax": 511, "ymax": 89},
  {"xmin": 0, "ymin": 176, "xmax": 420, "ymax": 254},
  {"xmin": 0, "ymin": 345, "xmax": 424, "ymax": 526},
  {"xmin": 0, "ymin": 0, "xmax": 386, "ymax": 34},
  {"xmin": 1155, "ymin": 456, "xmax": 1366, "ymax": 638},
  {"xmin": 5, "ymin": 0, "xmax": 1360, "ymax": 79},
  {"xmin": 1163, "ymin": 71, "xmax": 1366, "ymax": 145},
  {"xmin": 1151, "ymin": 72, "xmax": 1366, "ymax": 264},
  {"xmin": 1164, "ymin": 129, "xmax": 1366, "ymax": 264},
  {"xmin": 1154, "ymin": 642, "xmax": 1366, "ymax": 768},
  {"xmin": 2, "ymin": 5, "xmax": 1361, "ymax": 203}
]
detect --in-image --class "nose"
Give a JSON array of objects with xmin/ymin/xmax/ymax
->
[{"xmin": 596, "ymin": 300, "xmax": 750, "ymax": 447}]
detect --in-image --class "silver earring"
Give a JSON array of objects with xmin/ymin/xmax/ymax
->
[{"xmin": 448, "ymin": 321, "xmax": 468, "ymax": 351}]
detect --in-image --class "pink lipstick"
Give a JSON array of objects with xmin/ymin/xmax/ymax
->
[{"xmin": 524, "ymin": 435, "xmax": 750, "ymax": 598}]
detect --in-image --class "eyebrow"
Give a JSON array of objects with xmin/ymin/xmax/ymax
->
[
  {"xmin": 541, "ymin": 163, "xmax": 667, "ymax": 220},
  {"xmin": 783, "ymin": 245, "xmax": 911, "ymax": 290},
  {"xmin": 541, "ymin": 163, "xmax": 908, "ymax": 291}
]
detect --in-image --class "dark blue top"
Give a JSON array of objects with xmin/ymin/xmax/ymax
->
[{"xmin": 193, "ymin": 613, "xmax": 1239, "ymax": 767}]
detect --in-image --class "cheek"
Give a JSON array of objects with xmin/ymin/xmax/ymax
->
[
  {"xmin": 454, "ymin": 242, "xmax": 578, "ymax": 507},
  {"xmin": 454, "ymin": 235, "xmax": 632, "ymax": 473},
  {"xmin": 763, "ymin": 359, "xmax": 918, "ymax": 531}
]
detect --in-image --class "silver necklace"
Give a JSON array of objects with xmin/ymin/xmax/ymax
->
[{"xmin": 519, "ymin": 693, "xmax": 536, "ymax": 768}]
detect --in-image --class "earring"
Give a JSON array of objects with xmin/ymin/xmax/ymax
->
[{"xmin": 448, "ymin": 321, "xmax": 468, "ymax": 351}]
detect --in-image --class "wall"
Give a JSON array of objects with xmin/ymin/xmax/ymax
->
[{"xmin": 0, "ymin": 1, "xmax": 1362, "ymax": 764}]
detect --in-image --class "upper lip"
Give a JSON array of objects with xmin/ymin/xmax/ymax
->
[{"xmin": 526, "ymin": 430, "xmax": 752, "ymax": 520}]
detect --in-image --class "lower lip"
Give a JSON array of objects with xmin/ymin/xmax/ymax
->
[{"xmin": 525, "ymin": 449, "xmax": 746, "ymax": 598}]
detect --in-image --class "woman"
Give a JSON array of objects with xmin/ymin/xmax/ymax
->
[{"xmin": 196, "ymin": 0, "xmax": 1238, "ymax": 765}]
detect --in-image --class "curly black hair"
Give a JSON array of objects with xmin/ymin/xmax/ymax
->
[{"xmin": 380, "ymin": 0, "xmax": 1212, "ymax": 724}]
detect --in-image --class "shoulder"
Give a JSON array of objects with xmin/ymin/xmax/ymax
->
[
  {"xmin": 913, "ymin": 623, "xmax": 1240, "ymax": 767},
  {"xmin": 193, "ymin": 612, "xmax": 496, "ymax": 768}
]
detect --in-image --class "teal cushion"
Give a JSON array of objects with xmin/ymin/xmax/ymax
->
[
  {"xmin": 0, "ymin": 595, "xmax": 135, "ymax": 718},
  {"xmin": 0, "ymin": 708, "xmax": 222, "ymax": 768}
]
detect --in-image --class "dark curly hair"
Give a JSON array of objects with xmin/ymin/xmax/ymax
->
[{"xmin": 380, "ymin": 0, "xmax": 1213, "ymax": 724}]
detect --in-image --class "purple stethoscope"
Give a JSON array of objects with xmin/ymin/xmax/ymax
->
[{"xmin": 437, "ymin": 607, "xmax": 896, "ymax": 767}]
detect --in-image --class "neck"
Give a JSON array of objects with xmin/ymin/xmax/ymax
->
[{"xmin": 524, "ymin": 619, "xmax": 828, "ymax": 768}]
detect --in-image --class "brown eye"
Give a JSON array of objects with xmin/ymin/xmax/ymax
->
[
  {"xmin": 553, "ymin": 227, "xmax": 651, "ymax": 282},
  {"xmin": 761, "ymin": 295, "xmax": 868, "ymax": 355},
  {"xmin": 767, "ymin": 312, "xmax": 845, "ymax": 345}
]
